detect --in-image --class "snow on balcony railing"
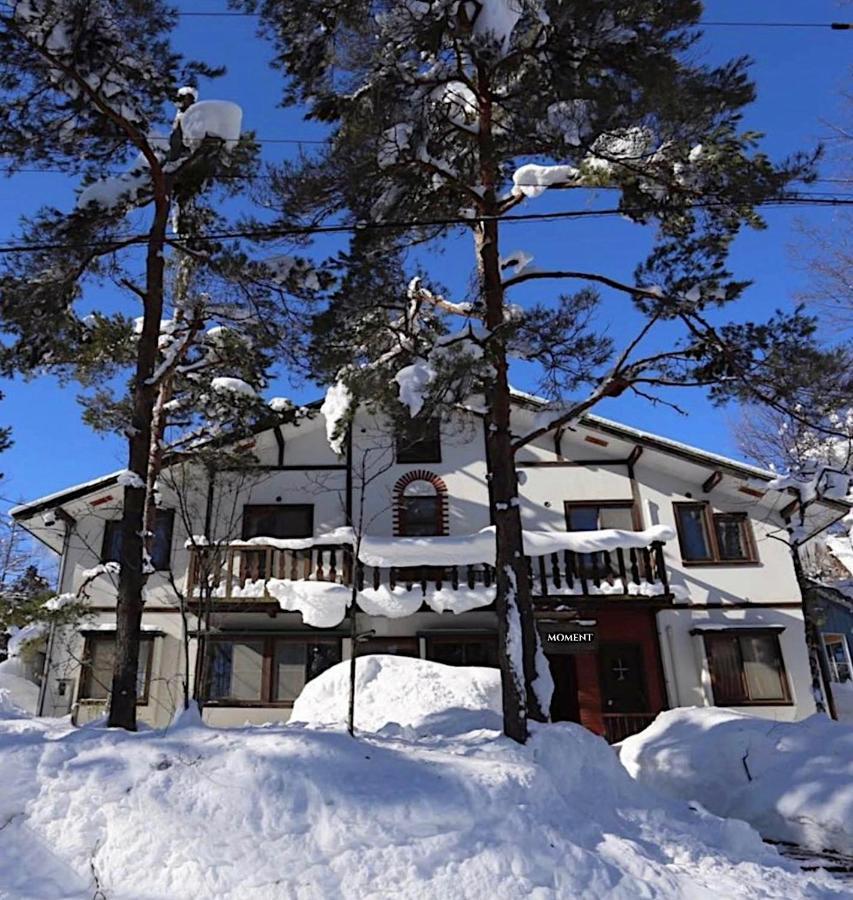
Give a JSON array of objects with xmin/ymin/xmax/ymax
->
[{"xmin": 185, "ymin": 525, "xmax": 674, "ymax": 627}]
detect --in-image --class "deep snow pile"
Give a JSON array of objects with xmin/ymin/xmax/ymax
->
[
  {"xmin": 620, "ymin": 707, "xmax": 853, "ymax": 856},
  {"xmin": 291, "ymin": 655, "xmax": 503, "ymax": 733},
  {"xmin": 0, "ymin": 657, "xmax": 39, "ymax": 714},
  {"xmin": 0, "ymin": 663, "xmax": 847, "ymax": 898}
]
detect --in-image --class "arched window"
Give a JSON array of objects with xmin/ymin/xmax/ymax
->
[{"xmin": 393, "ymin": 471, "xmax": 448, "ymax": 537}]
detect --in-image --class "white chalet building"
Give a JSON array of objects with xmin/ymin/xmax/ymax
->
[{"xmin": 12, "ymin": 398, "xmax": 847, "ymax": 742}]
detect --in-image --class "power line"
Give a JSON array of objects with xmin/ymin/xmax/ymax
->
[
  {"xmin": 172, "ymin": 10, "xmax": 852, "ymax": 30},
  {"xmin": 0, "ymin": 195, "xmax": 850, "ymax": 254}
]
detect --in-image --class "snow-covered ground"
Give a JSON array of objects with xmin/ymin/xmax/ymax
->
[
  {"xmin": 0, "ymin": 659, "xmax": 846, "ymax": 899},
  {"xmin": 620, "ymin": 707, "xmax": 853, "ymax": 857}
]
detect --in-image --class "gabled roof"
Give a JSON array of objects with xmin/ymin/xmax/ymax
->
[{"xmin": 11, "ymin": 396, "xmax": 851, "ymax": 522}]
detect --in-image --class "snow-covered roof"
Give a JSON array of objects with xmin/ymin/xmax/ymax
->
[{"xmin": 11, "ymin": 395, "xmax": 850, "ymax": 523}]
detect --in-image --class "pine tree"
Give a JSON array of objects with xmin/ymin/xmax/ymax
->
[
  {"xmin": 252, "ymin": 2, "xmax": 841, "ymax": 739},
  {"xmin": 0, "ymin": 2, "xmax": 317, "ymax": 728}
]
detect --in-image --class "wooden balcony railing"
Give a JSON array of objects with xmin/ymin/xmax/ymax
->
[
  {"xmin": 527, "ymin": 542, "xmax": 669, "ymax": 598},
  {"xmin": 186, "ymin": 539, "xmax": 670, "ymax": 603}
]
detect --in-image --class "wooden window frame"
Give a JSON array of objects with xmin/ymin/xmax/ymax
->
[
  {"xmin": 563, "ymin": 500, "xmax": 641, "ymax": 532},
  {"xmin": 822, "ymin": 632, "xmax": 853, "ymax": 683},
  {"xmin": 424, "ymin": 633, "xmax": 499, "ymax": 667},
  {"xmin": 101, "ymin": 509, "xmax": 175, "ymax": 572},
  {"xmin": 202, "ymin": 634, "xmax": 342, "ymax": 708},
  {"xmin": 79, "ymin": 634, "xmax": 154, "ymax": 705},
  {"xmin": 395, "ymin": 417, "xmax": 442, "ymax": 464},
  {"xmin": 241, "ymin": 504, "xmax": 314, "ymax": 541},
  {"xmin": 703, "ymin": 630, "xmax": 792, "ymax": 706},
  {"xmin": 673, "ymin": 502, "xmax": 758, "ymax": 566}
]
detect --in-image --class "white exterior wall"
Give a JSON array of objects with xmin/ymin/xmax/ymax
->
[{"xmin": 25, "ymin": 405, "xmax": 828, "ymax": 727}]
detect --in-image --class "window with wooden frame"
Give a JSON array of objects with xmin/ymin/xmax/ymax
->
[
  {"xmin": 564, "ymin": 501, "xmax": 637, "ymax": 574},
  {"xmin": 823, "ymin": 633, "xmax": 853, "ymax": 683},
  {"xmin": 425, "ymin": 634, "xmax": 499, "ymax": 667},
  {"xmin": 241, "ymin": 504, "xmax": 314, "ymax": 540},
  {"xmin": 102, "ymin": 509, "xmax": 174, "ymax": 571},
  {"xmin": 395, "ymin": 417, "xmax": 441, "ymax": 463},
  {"xmin": 79, "ymin": 634, "xmax": 154, "ymax": 704},
  {"xmin": 204, "ymin": 635, "xmax": 342, "ymax": 706},
  {"xmin": 673, "ymin": 503, "xmax": 757, "ymax": 564},
  {"xmin": 702, "ymin": 630, "xmax": 791, "ymax": 705}
]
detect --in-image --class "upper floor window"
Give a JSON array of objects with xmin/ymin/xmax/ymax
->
[
  {"xmin": 673, "ymin": 503, "xmax": 756, "ymax": 564},
  {"xmin": 242, "ymin": 504, "xmax": 314, "ymax": 540},
  {"xmin": 102, "ymin": 509, "xmax": 174, "ymax": 571},
  {"xmin": 699, "ymin": 629, "xmax": 790, "ymax": 705},
  {"xmin": 398, "ymin": 481, "xmax": 443, "ymax": 536},
  {"xmin": 565, "ymin": 502, "xmax": 636, "ymax": 532},
  {"xmin": 395, "ymin": 417, "xmax": 441, "ymax": 463},
  {"xmin": 79, "ymin": 634, "xmax": 154, "ymax": 704}
]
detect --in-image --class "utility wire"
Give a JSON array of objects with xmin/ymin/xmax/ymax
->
[
  {"xmin": 0, "ymin": 196, "xmax": 850, "ymax": 254},
  {"xmin": 172, "ymin": 11, "xmax": 852, "ymax": 30}
]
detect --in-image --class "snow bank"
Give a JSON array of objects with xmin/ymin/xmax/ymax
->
[
  {"xmin": 0, "ymin": 658, "xmax": 39, "ymax": 715},
  {"xmin": 291, "ymin": 656, "xmax": 503, "ymax": 734},
  {"xmin": 620, "ymin": 707, "xmax": 853, "ymax": 856},
  {"xmin": 0, "ymin": 683, "xmax": 841, "ymax": 898}
]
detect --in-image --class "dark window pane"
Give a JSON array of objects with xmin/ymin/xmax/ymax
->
[
  {"xmin": 714, "ymin": 515, "xmax": 748, "ymax": 561},
  {"xmin": 242, "ymin": 505, "xmax": 314, "ymax": 540},
  {"xmin": 306, "ymin": 641, "xmax": 342, "ymax": 681},
  {"xmin": 102, "ymin": 511, "xmax": 173, "ymax": 571},
  {"xmin": 740, "ymin": 635, "xmax": 786, "ymax": 701},
  {"xmin": 400, "ymin": 496, "xmax": 441, "ymax": 536},
  {"xmin": 705, "ymin": 635, "xmax": 746, "ymax": 704},
  {"xmin": 599, "ymin": 506, "xmax": 634, "ymax": 530},
  {"xmin": 428, "ymin": 638, "xmax": 498, "ymax": 667},
  {"xmin": 566, "ymin": 507, "xmax": 599, "ymax": 531},
  {"xmin": 207, "ymin": 640, "xmax": 264, "ymax": 701},
  {"xmin": 396, "ymin": 418, "xmax": 441, "ymax": 463},
  {"xmin": 676, "ymin": 506, "xmax": 712, "ymax": 561}
]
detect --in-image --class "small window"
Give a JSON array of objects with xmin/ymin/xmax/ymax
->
[
  {"xmin": 102, "ymin": 510, "xmax": 175, "ymax": 571},
  {"xmin": 395, "ymin": 418, "xmax": 441, "ymax": 463},
  {"xmin": 204, "ymin": 637, "xmax": 341, "ymax": 706},
  {"xmin": 703, "ymin": 631, "xmax": 790, "ymax": 705},
  {"xmin": 674, "ymin": 503, "xmax": 756, "ymax": 564},
  {"xmin": 399, "ymin": 481, "xmax": 442, "ymax": 537},
  {"xmin": 823, "ymin": 634, "xmax": 852, "ymax": 683},
  {"xmin": 565, "ymin": 502, "xmax": 636, "ymax": 574},
  {"xmin": 242, "ymin": 504, "xmax": 314, "ymax": 540},
  {"xmin": 426, "ymin": 635, "xmax": 498, "ymax": 667},
  {"xmin": 79, "ymin": 635, "xmax": 153, "ymax": 703}
]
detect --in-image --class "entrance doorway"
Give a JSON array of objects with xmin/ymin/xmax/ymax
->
[{"xmin": 547, "ymin": 654, "xmax": 581, "ymax": 723}]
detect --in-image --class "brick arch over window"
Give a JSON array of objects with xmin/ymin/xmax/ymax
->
[{"xmin": 393, "ymin": 471, "xmax": 449, "ymax": 537}]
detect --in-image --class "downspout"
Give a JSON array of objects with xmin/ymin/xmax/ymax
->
[{"xmin": 37, "ymin": 509, "xmax": 74, "ymax": 716}]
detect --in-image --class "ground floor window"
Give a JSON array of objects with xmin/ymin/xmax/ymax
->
[
  {"xmin": 79, "ymin": 634, "xmax": 154, "ymax": 704},
  {"xmin": 702, "ymin": 630, "xmax": 790, "ymax": 705},
  {"xmin": 823, "ymin": 633, "xmax": 852, "ymax": 683},
  {"xmin": 204, "ymin": 635, "xmax": 341, "ymax": 706},
  {"xmin": 425, "ymin": 634, "xmax": 498, "ymax": 667}
]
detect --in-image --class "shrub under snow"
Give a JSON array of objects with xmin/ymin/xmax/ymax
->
[{"xmin": 620, "ymin": 707, "xmax": 853, "ymax": 856}]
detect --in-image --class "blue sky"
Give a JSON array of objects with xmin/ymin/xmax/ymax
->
[{"xmin": 1, "ymin": 0, "xmax": 851, "ymax": 512}]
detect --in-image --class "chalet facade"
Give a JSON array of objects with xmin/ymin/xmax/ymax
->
[{"xmin": 12, "ymin": 399, "xmax": 847, "ymax": 742}]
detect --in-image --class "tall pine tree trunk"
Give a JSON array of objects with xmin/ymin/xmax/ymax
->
[
  {"xmin": 475, "ymin": 63, "xmax": 545, "ymax": 743},
  {"xmin": 791, "ymin": 545, "xmax": 837, "ymax": 720},
  {"xmin": 108, "ymin": 193, "xmax": 170, "ymax": 730}
]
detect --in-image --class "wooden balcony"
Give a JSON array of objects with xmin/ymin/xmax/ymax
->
[{"xmin": 186, "ymin": 539, "xmax": 670, "ymax": 605}]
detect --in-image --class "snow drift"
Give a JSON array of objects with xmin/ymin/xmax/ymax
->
[
  {"xmin": 0, "ymin": 660, "xmax": 846, "ymax": 898},
  {"xmin": 291, "ymin": 655, "xmax": 503, "ymax": 734},
  {"xmin": 620, "ymin": 707, "xmax": 853, "ymax": 856}
]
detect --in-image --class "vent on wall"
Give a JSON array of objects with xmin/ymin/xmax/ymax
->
[
  {"xmin": 90, "ymin": 495, "xmax": 114, "ymax": 507},
  {"xmin": 738, "ymin": 486, "xmax": 765, "ymax": 498},
  {"xmin": 583, "ymin": 435, "xmax": 609, "ymax": 447}
]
